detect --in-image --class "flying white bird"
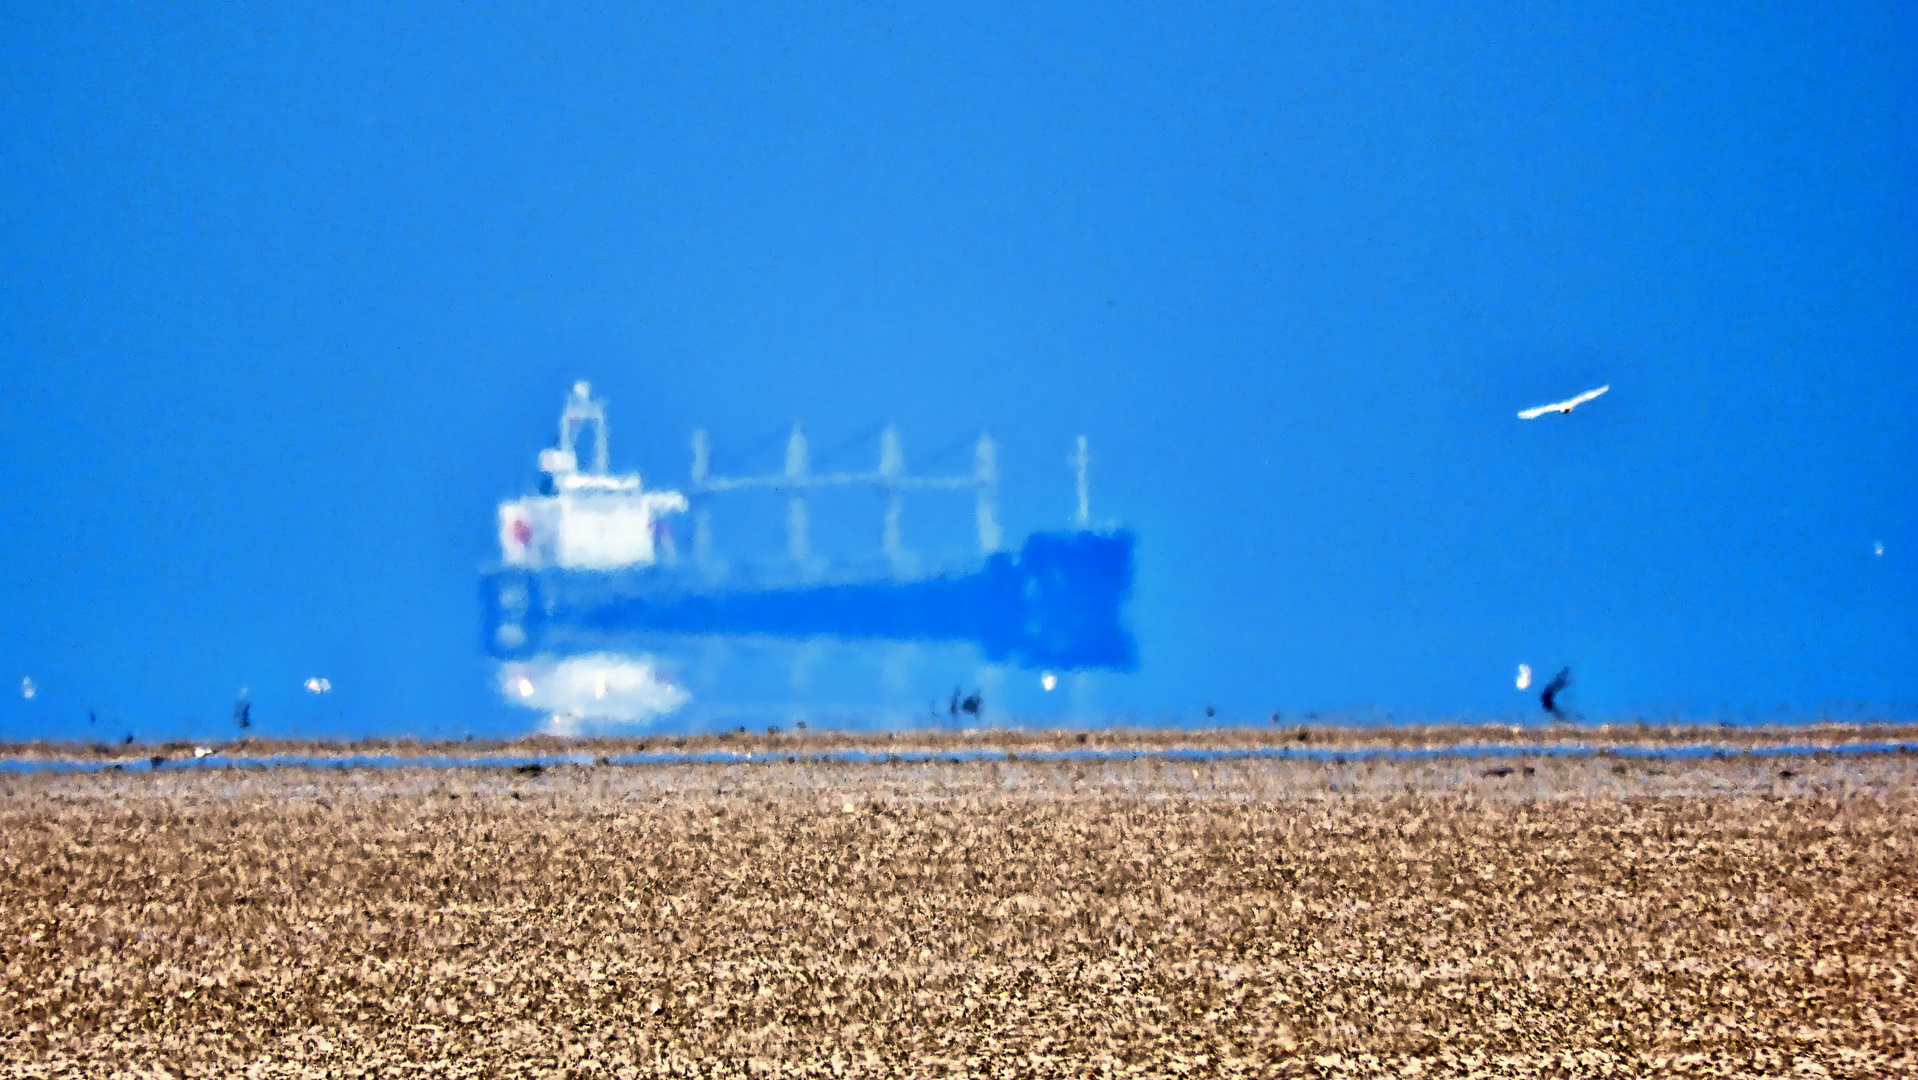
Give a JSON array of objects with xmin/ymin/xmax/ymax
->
[
  {"xmin": 303, "ymin": 677, "xmax": 332, "ymax": 694},
  {"xmin": 1518, "ymin": 384, "xmax": 1609, "ymax": 420},
  {"xmin": 1515, "ymin": 664, "xmax": 1532, "ymax": 691}
]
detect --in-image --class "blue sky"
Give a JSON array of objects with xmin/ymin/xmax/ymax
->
[{"xmin": 2, "ymin": 2, "xmax": 1913, "ymax": 741}]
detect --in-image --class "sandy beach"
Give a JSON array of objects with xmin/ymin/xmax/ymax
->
[{"xmin": 2, "ymin": 733, "xmax": 1914, "ymax": 1077}]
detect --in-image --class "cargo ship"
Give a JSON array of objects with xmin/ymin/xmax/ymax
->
[{"xmin": 481, "ymin": 383, "xmax": 1135, "ymax": 721}]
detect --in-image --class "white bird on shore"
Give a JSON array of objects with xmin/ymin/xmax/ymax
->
[{"xmin": 1518, "ymin": 384, "xmax": 1609, "ymax": 420}]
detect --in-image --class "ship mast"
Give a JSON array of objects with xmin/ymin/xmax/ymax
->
[
  {"xmin": 1072, "ymin": 435, "xmax": 1090, "ymax": 529},
  {"xmin": 551, "ymin": 381, "xmax": 609, "ymax": 476}
]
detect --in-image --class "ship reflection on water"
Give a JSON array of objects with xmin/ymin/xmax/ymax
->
[
  {"xmin": 487, "ymin": 385, "xmax": 1136, "ymax": 733},
  {"xmin": 497, "ymin": 652, "xmax": 691, "ymax": 733},
  {"xmin": 501, "ymin": 639, "xmax": 1114, "ymax": 735}
]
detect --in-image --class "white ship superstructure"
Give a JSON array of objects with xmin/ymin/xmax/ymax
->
[{"xmin": 496, "ymin": 382, "xmax": 689, "ymax": 571}]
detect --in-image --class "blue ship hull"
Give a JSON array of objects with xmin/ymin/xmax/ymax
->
[{"xmin": 484, "ymin": 530, "xmax": 1137, "ymax": 671}]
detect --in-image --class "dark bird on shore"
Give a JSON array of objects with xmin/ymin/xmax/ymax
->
[{"xmin": 1540, "ymin": 667, "xmax": 1572, "ymax": 719}]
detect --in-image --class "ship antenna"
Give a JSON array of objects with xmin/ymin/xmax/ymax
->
[{"xmin": 1072, "ymin": 435, "xmax": 1090, "ymax": 529}]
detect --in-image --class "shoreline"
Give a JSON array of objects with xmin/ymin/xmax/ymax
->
[{"xmin": 5, "ymin": 719, "xmax": 1918, "ymax": 767}]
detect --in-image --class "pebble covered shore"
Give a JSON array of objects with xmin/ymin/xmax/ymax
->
[{"xmin": 2, "ymin": 740, "xmax": 1913, "ymax": 1077}]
